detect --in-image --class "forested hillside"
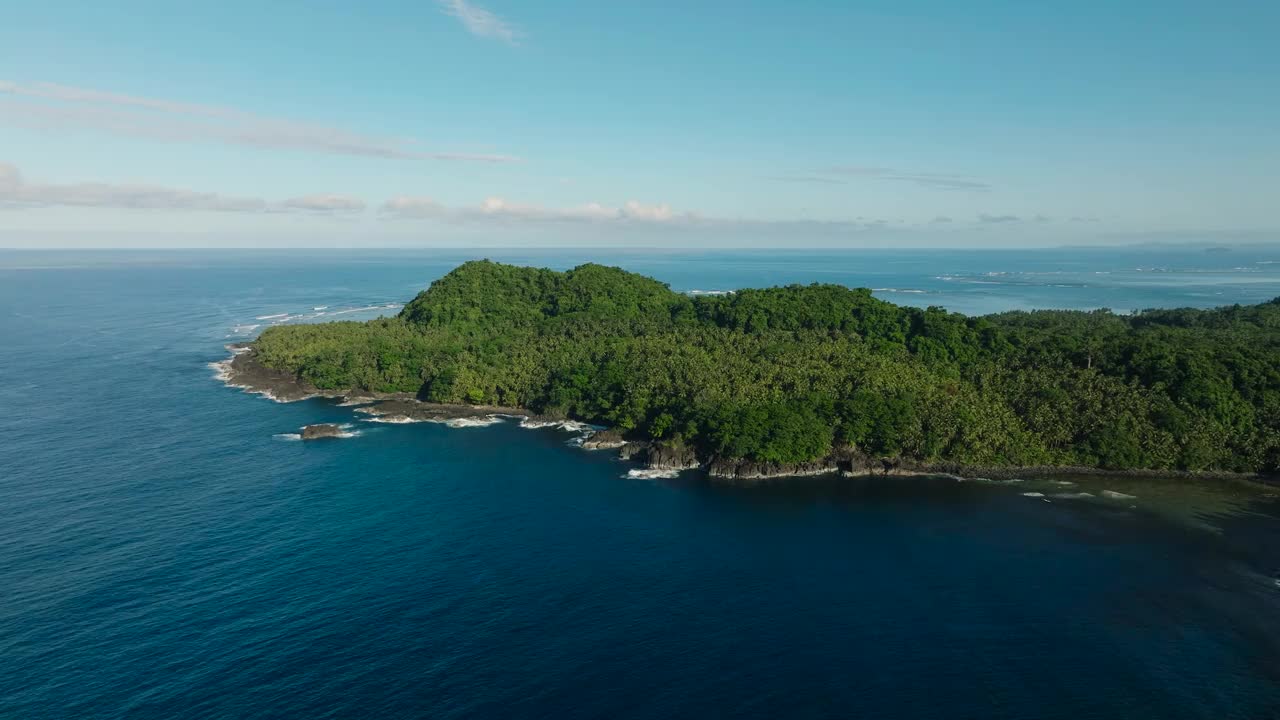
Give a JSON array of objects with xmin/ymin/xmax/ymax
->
[{"xmin": 253, "ymin": 260, "xmax": 1280, "ymax": 473}]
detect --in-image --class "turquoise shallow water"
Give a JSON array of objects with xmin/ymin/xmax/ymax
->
[{"xmin": 1, "ymin": 248, "xmax": 1279, "ymax": 719}]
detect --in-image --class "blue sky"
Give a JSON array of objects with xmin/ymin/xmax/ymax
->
[{"xmin": 1, "ymin": 0, "xmax": 1277, "ymax": 247}]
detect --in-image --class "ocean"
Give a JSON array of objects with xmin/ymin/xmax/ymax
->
[{"xmin": 1, "ymin": 247, "xmax": 1279, "ymax": 719}]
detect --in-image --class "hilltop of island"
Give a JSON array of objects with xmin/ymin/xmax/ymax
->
[{"xmin": 232, "ymin": 260, "xmax": 1280, "ymax": 479}]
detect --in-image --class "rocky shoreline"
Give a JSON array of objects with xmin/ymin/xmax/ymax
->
[{"xmin": 215, "ymin": 344, "xmax": 1273, "ymax": 486}]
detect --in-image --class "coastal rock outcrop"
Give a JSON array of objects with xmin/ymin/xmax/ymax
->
[
  {"xmin": 617, "ymin": 441, "xmax": 650, "ymax": 461},
  {"xmin": 640, "ymin": 442, "xmax": 702, "ymax": 471},
  {"xmin": 703, "ymin": 451, "xmax": 930, "ymax": 481},
  {"xmin": 707, "ymin": 457, "xmax": 841, "ymax": 480},
  {"xmin": 580, "ymin": 429, "xmax": 627, "ymax": 450},
  {"xmin": 301, "ymin": 424, "xmax": 344, "ymax": 440}
]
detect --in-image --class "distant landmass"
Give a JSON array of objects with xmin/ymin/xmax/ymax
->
[{"xmin": 230, "ymin": 260, "xmax": 1280, "ymax": 479}]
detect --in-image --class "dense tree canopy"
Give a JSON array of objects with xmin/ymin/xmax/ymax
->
[{"xmin": 253, "ymin": 260, "xmax": 1280, "ymax": 473}]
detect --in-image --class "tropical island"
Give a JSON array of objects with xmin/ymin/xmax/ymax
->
[{"xmin": 230, "ymin": 260, "xmax": 1280, "ymax": 480}]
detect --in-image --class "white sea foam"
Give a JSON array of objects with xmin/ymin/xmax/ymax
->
[
  {"xmin": 258, "ymin": 389, "xmax": 313, "ymax": 403},
  {"xmin": 231, "ymin": 324, "xmax": 261, "ymax": 334},
  {"xmin": 1021, "ymin": 492, "xmax": 1046, "ymax": 497},
  {"xmin": 325, "ymin": 303, "xmax": 403, "ymax": 317},
  {"xmin": 1051, "ymin": 492, "xmax": 1096, "ymax": 500},
  {"xmin": 337, "ymin": 398, "xmax": 374, "ymax": 407},
  {"xmin": 1101, "ymin": 490, "xmax": 1138, "ymax": 500},
  {"xmin": 274, "ymin": 433, "xmax": 302, "ymax": 441},
  {"xmin": 210, "ymin": 348, "xmax": 316, "ymax": 403},
  {"xmin": 362, "ymin": 415, "xmax": 419, "ymax": 424},
  {"xmin": 256, "ymin": 313, "xmax": 289, "ymax": 320},
  {"xmin": 313, "ymin": 306, "xmax": 329, "ymax": 311},
  {"xmin": 1050, "ymin": 480, "xmax": 1076, "ymax": 486},
  {"xmin": 872, "ymin": 288, "xmax": 928, "ymax": 294},
  {"xmin": 427, "ymin": 416, "xmax": 505, "ymax": 428},
  {"xmin": 518, "ymin": 418, "xmax": 603, "ymax": 434},
  {"xmin": 626, "ymin": 468, "xmax": 682, "ymax": 480},
  {"xmin": 208, "ymin": 359, "xmax": 233, "ymax": 383},
  {"xmin": 968, "ymin": 477, "xmax": 1023, "ymax": 484},
  {"xmin": 686, "ymin": 289, "xmax": 733, "ymax": 296}
]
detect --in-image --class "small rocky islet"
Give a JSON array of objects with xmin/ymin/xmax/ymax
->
[{"xmin": 300, "ymin": 424, "xmax": 345, "ymax": 440}]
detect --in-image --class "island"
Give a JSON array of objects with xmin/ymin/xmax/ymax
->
[{"xmin": 224, "ymin": 260, "xmax": 1280, "ymax": 480}]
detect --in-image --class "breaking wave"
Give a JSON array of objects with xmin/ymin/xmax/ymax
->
[
  {"xmin": 360, "ymin": 415, "xmax": 420, "ymax": 424},
  {"xmin": 426, "ymin": 416, "xmax": 505, "ymax": 428},
  {"xmin": 519, "ymin": 418, "xmax": 603, "ymax": 434},
  {"xmin": 1101, "ymin": 490, "xmax": 1138, "ymax": 500},
  {"xmin": 626, "ymin": 468, "xmax": 682, "ymax": 480}
]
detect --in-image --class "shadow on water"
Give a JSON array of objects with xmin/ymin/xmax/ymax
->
[{"xmin": 681, "ymin": 471, "xmax": 1280, "ymax": 688}]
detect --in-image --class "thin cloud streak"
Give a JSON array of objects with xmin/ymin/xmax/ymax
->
[
  {"xmin": 438, "ymin": 0, "xmax": 521, "ymax": 43},
  {"xmin": 767, "ymin": 165, "xmax": 991, "ymax": 191},
  {"xmin": 380, "ymin": 195, "xmax": 902, "ymax": 234},
  {"xmin": 0, "ymin": 162, "xmax": 363, "ymax": 214},
  {"xmin": 280, "ymin": 194, "xmax": 368, "ymax": 213},
  {"xmin": 763, "ymin": 175, "xmax": 850, "ymax": 185},
  {"xmin": 825, "ymin": 165, "xmax": 992, "ymax": 191},
  {"xmin": 0, "ymin": 81, "xmax": 520, "ymax": 163},
  {"xmin": 382, "ymin": 196, "xmax": 687, "ymax": 223},
  {"xmin": 2, "ymin": 160, "xmax": 1036, "ymax": 237}
]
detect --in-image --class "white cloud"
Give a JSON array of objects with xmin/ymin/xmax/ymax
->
[
  {"xmin": 620, "ymin": 201, "xmax": 674, "ymax": 221},
  {"xmin": 0, "ymin": 81, "xmax": 520, "ymax": 163},
  {"xmin": 0, "ymin": 161, "xmax": 362, "ymax": 215},
  {"xmin": 280, "ymin": 194, "xmax": 367, "ymax": 213},
  {"xmin": 382, "ymin": 196, "xmax": 448, "ymax": 217},
  {"xmin": 439, "ymin": 0, "xmax": 521, "ymax": 43},
  {"xmin": 978, "ymin": 213, "xmax": 1020, "ymax": 223}
]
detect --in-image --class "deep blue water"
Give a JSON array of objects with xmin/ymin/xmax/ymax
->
[{"xmin": 2, "ymin": 248, "xmax": 1279, "ymax": 719}]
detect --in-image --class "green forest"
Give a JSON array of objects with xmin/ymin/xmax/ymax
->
[{"xmin": 252, "ymin": 260, "xmax": 1280, "ymax": 474}]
